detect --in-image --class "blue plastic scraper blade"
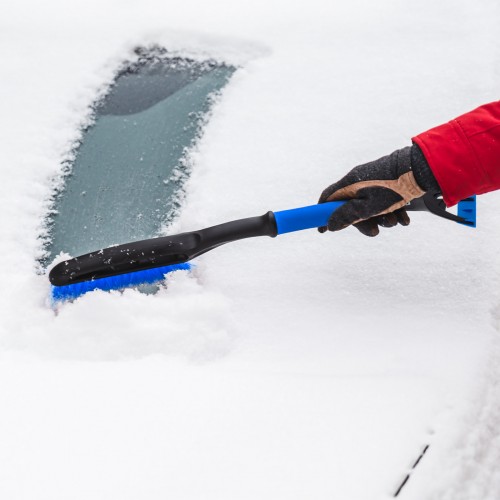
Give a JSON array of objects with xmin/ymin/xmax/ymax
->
[{"xmin": 457, "ymin": 195, "xmax": 476, "ymax": 227}]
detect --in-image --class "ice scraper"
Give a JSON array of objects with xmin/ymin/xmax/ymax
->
[{"xmin": 49, "ymin": 193, "xmax": 476, "ymax": 301}]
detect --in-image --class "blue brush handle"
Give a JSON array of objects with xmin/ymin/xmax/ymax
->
[{"xmin": 274, "ymin": 201, "xmax": 346, "ymax": 235}]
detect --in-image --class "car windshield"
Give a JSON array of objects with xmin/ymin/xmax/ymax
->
[{"xmin": 44, "ymin": 53, "xmax": 234, "ymax": 263}]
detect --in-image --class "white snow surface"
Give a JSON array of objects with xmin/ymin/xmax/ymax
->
[{"xmin": 1, "ymin": 0, "xmax": 500, "ymax": 498}]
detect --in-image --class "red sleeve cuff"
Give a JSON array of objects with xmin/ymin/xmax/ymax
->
[{"xmin": 412, "ymin": 121, "xmax": 484, "ymax": 206}]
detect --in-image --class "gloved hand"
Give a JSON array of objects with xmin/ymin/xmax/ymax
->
[{"xmin": 318, "ymin": 144, "xmax": 440, "ymax": 236}]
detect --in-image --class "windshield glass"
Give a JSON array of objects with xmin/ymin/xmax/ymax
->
[{"xmin": 44, "ymin": 53, "xmax": 234, "ymax": 263}]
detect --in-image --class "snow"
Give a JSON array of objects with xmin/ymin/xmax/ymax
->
[{"xmin": 0, "ymin": 0, "xmax": 499, "ymax": 498}]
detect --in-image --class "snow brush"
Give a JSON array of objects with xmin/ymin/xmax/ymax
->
[{"xmin": 49, "ymin": 193, "xmax": 476, "ymax": 301}]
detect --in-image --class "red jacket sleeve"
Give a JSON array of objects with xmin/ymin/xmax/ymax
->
[{"xmin": 412, "ymin": 100, "xmax": 500, "ymax": 206}]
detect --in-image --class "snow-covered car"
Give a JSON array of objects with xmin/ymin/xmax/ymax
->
[{"xmin": 0, "ymin": 1, "xmax": 498, "ymax": 499}]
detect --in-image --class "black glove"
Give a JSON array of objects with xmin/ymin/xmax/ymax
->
[{"xmin": 318, "ymin": 144, "xmax": 440, "ymax": 236}]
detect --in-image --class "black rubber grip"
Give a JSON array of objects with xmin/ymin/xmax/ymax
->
[{"xmin": 49, "ymin": 212, "xmax": 277, "ymax": 286}]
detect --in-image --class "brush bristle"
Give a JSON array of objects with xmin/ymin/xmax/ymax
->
[{"xmin": 51, "ymin": 263, "xmax": 191, "ymax": 302}]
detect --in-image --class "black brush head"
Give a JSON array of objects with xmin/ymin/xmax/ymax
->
[{"xmin": 49, "ymin": 233, "xmax": 198, "ymax": 286}]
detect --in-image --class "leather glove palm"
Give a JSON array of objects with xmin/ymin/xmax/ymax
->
[{"xmin": 318, "ymin": 145, "xmax": 438, "ymax": 236}]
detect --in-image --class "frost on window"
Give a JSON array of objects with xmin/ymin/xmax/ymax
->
[{"xmin": 43, "ymin": 48, "xmax": 234, "ymax": 264}]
